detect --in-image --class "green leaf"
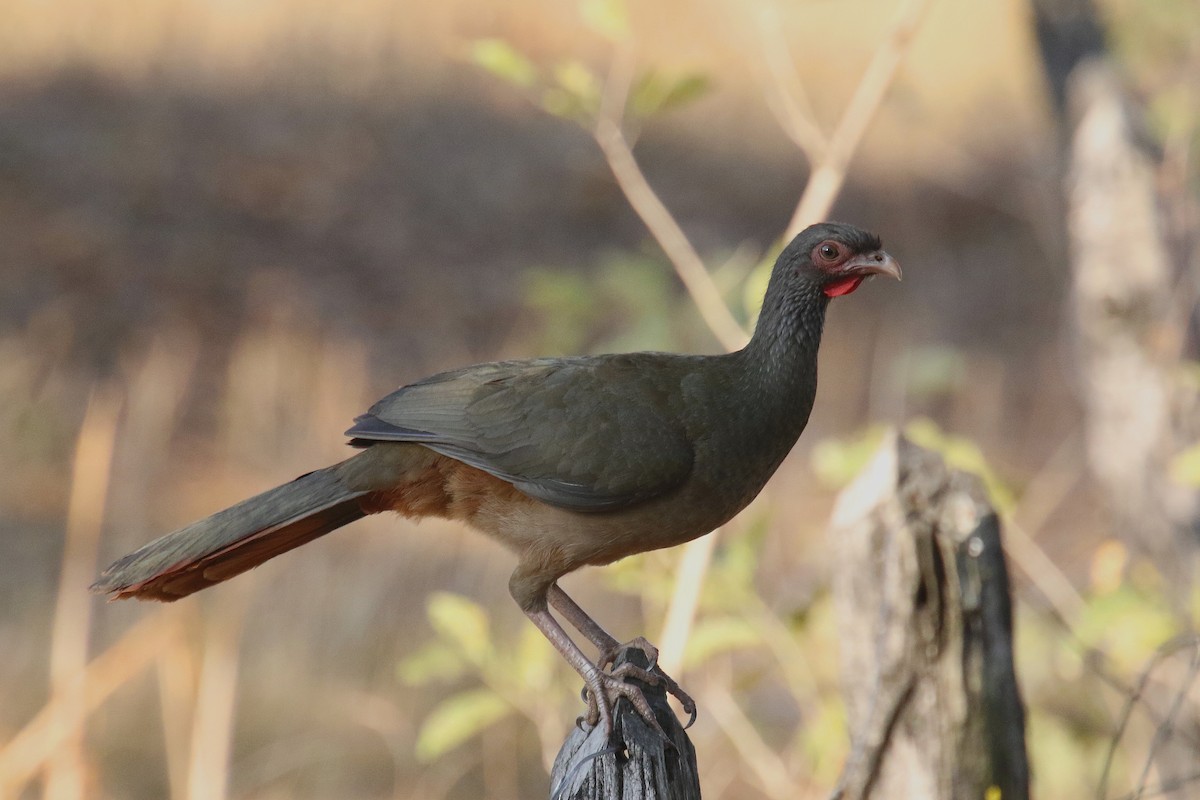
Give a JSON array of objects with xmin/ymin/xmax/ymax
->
[
  {"xmin": 542, "ymin": 87, "xmax": 590, "ymax": 123},
  {"xmin": 1075, "ymin": 584, "xmax": 1179, "ymax": 673},
  {"xmin": 415, "ymin": 688, "xmax": 512, "ymax": 762},
  {"xmin": 1169, "ymin": 441, "xmax": 1200, "ymax": 487},
  {"xmin": 683, "ymin": 615, "xmax": 760, "ymax": 668},
  {"xmin": 659, "ymin": 74, "xmax": 711, "ymax": 112},
  {"xmin": 697, "ymin": 526, "xmax": 763, "ymax": 611},
  {"xmin": 470, "ymin": 38, "xmax": 537, "ymax": 88},
  {"xmin": 554, "ymin": 60, "xmax": 598, "ymax": 98},
  {"xmin": 427, "ymin": 592, "xmax": 493, "ymax": 665},
  {"xmin": 515, "ymin": 624, "xmax": 555, "ymax": 688},
  {"xmin": 903, "ymin": 345, "xmax": 967, "ymax": 399},
  {"xmin": 631, "ymin": 71, "xmax": 711, "ymax": 119},
  {"xmin": 810, "ymin": 427, "xmax": 889, "ymax": 489},
  {"xmin": 397, "ymin": 641, "xmax": 467, "ymax": 687},
  {"xmin": 796, "ymin": 694, "xmax": 848, "ymax": 785},
  {"xmin": 630, "ymin": 71, "xmax": 667, "ymax": 118},
  {"xmin": 580, "ymin": 0, "xmax": 628, "ymax": 40},
  {"xmin": 541, "ymin": 60, "xmax": 600, "ymax": 122}
]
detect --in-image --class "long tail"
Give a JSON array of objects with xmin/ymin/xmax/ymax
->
[{"xmin": 92, "ymin": 461, "xmax": 372, "ymax": 602}]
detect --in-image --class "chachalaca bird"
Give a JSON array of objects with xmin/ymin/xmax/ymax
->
[{"xmin": 92, "ymin": 221, "xmax": 900, "ymax": 735}]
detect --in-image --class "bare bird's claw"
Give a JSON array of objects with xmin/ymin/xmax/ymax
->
[
  {"xmin": 579, "ymin": 667, "xmax": 667, "ymax": 741},
  {"xmin": 595, "ymin": 637, "xmax": 698, "ymax": 729}
]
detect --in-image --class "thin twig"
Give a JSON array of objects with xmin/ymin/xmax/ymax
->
[
  {"xmin": 1130, "ymin": 643, "xmax": 1200, "ymax": 800},
  {"xmin": 786, "ymin": 0, "xmax": 932, "ymax": 237},
  {"xmin": 594, "ymin": 44, "xmax": 749, "ymax": 351},
  {"xmin": 756, "ymin": 8, "xmax": 827, "ymax": 160},
  {"xmin": 1114, "ymin": 771, "xmax": 1200, "ymax": 800},
  {"xmin": 592, "ymin": 116, "xmax": 750, "ymax": 350},
  {"xmin": 1097, "ymin": 635, "xmax": 1200, "ymax": 800},
  {"xmin": 1000, "ymin": 431, "xmax": 1089, "ymax": 625},
  {"xmin": 703, "ymin": 681, "xmax": 801, "ymax": 798},
  {"xmin": 656, "ymin": 532, "xmax": 718, "ymax": 677}
]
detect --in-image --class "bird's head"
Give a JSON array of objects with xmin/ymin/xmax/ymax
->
[{"xmin": 784, "ymin": 222, "xmax": 901, "ymax": 298}]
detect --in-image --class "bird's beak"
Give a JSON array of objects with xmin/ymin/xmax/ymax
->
[{"xmin": 844, "ymin": 250, "xmax": 902, "ymax": 281}]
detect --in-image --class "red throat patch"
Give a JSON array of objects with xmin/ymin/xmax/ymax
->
[{"xmin": 823, "ymin": 276, "xmax": 865, "ymax": 298}]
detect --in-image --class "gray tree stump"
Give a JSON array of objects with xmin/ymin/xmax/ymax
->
[
  {"xmin": 549, "ymin": 649, "xmax": 700, "ymax": 800},
  {"xmin": 828, "ymin": 432, "xmax": 1029, "ymax": 800},
  {"xmin": 1064, "ymin": 57, "xmax": 1199, "ymax": 594}
]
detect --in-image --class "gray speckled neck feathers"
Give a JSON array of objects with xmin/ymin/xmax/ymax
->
[{"xmin": 737, "ymin": 266, "xmax": 829, "ymax": 405}]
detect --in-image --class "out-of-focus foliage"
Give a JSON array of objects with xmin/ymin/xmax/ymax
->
[
  {"xmin": 810, "ymin": 425, "xmax": 890, "ymax": 489},
  {"xmin": 1100, "ymin": 0, "xmax": 1200, "ymax": 156},
  {"xmin": 524, "ymin": 252, "xmax": 687, "ymax": 355},
  {"xmin": 1172, "ymin": 364, "xmax": 1200, "ymax": 486},
  {"xmin": 630, "ymin": 70, "xmax": 712, "ymax": 119},
  {"xmin": 1017, "ymin": 543, "xmax": 1198, "ymax": 797},
  {"xmin": 469, "ymin": 39, "xmax": 538, "ymax": 88},
  {"xmin": 580, "ymin": 0, "xmax": 629, "ymax": 41},
  {"xmin": 470, "ymin": 0, "xmax": 711, "ymax": 129},
  {"xmin": 415, "ymin": 688, "xmax": 512, "ymax": 762},
  {"xmin": 810, "ymin": 418, "xmax": 1016, "ymax": 512},
  {"xmin": 1075, "ymin": 579, "xmax": 1179, "ymax": 674},
  {"xmin": 399, "ymin": 591, "xmax": 574, "ymax": 763},
  {"xmin": 1170, "ymin": 442, "xmax": 1200, "ymax": 487},
  {"xmin": 901, "ymin": 345, "xmax": 969, "ymax": 401}
]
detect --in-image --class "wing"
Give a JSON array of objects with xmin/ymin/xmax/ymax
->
[{"xmin": 345, "ymin": 355, "xmax": 695, "ymax": 511}]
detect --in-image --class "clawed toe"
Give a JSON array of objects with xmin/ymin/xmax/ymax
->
[
  {"xmin": 628, "ymin": 667, "xmax": 696, "ymax": 728},
  {"xmin": 580, "ymin": 668, "xmax": 666, "ymax": 739},
  {"xmin": 590, "ymin": 637, "xmax": 697, "ymax": 730}
]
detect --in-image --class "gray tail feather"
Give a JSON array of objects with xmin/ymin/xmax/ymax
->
[{"xmin": 91, "ymin": 466, "xmax": 369, "ymax": 602}]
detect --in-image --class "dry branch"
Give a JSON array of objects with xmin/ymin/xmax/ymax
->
[
  {"xmin": 785, "ymin": 0, "xmax": 931, "ymax": 237},
  {"xmin": 593, "ymin": 116, "xmax": 749, "ymax": 351}
]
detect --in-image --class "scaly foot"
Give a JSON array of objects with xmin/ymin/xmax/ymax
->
[
  {"xmin": 595, "ymin": 636, "xmax": 698, "ymax": 729},
  {"xmin": 579, "ymin": 663, "xmax": 666, "ymax": 738}
]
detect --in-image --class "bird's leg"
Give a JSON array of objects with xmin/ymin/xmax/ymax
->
[
  {"xmin": 546, "ymin": 583, "xmax": 621, "ymax": 652},
  {"xmin": 546, "ymin": 583, "xmax": 697, "ymax": 727},
  {"xmin": 522, "ymin": 604, "xmax": 664, "ymax": 738}
]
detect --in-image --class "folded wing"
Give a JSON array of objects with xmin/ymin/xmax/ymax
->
[{"xmin": 345, "ymin": 355, "xmax": 695, "ymax": 512}]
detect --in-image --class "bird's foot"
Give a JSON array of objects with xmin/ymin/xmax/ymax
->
[
  {"xmin": 579, "ymin": 666, "xmax": 665, "ymax": 740},
  {"xmin": 597, "ymin": 636, "xmax": 698, "ymax": 729}
]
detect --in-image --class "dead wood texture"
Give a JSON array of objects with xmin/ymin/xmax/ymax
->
[
  {"xmin": 828, "ymin": 432, "xmax": 1029, "ymax": 800},
  {"xmin": 549, "ymin": 649, "xmax": 700, "ymax": 800}
]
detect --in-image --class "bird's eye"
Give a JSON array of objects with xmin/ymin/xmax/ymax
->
[{"xmin": 819, "ymin": 244, "xmax": 839, "ymax": 260}]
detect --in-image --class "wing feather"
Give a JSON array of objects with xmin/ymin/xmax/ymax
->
[{"xmin": 345, "ymin": 356, "xmax": 694, "ymax": 511}]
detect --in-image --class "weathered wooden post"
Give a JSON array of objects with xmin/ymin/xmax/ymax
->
[
  {"xmin": 828, "ymin": 432, "xmax": 1029, "ymax": 800},
  {"xmin": 549, "ymin": 649, "xmax": 700, "ymax": 800}
]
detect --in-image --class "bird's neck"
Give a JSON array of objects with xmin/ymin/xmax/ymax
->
[
  {"xmin": 738, "ymin": 278, "xmax": 829, "ymax": 396},
  {"xmin": 700, "ymin": 280, "xmax": 827, "ymax": 507}
]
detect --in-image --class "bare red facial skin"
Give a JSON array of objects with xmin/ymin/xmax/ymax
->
[{"xmin": 823, "ymin": 276, "xmax": 865, "ymax": 297}]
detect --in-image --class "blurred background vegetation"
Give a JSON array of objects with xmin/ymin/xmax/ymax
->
[{"xmin": 0, "ymin": 0, "xmax": 1197, "ymax": 798}]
